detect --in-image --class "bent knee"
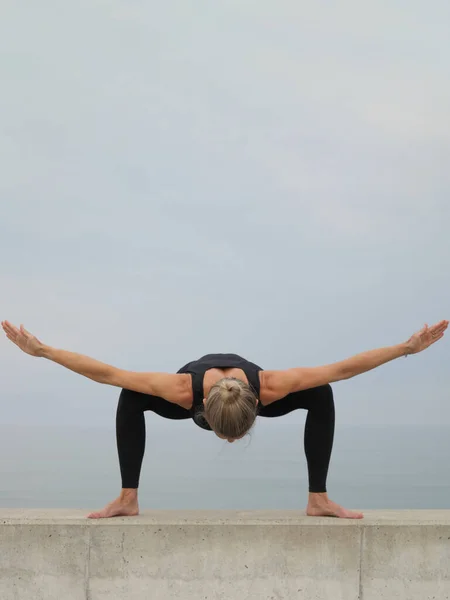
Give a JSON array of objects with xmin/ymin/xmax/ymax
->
[
  {"xmin": 316, "ymin": 383, "xmax": 333, "ymax": 395},
  {"xmin": 117, "ymin": 388, "xmax": 144, "ymax": 411},
  {"xmin": 315, "ymin": 384, "xmax": 334, "ymax": 406}
]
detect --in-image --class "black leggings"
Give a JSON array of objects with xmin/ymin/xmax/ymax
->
[{"xmin": 116, "ymin": 384, "xmax": 335, "ymax": 494}]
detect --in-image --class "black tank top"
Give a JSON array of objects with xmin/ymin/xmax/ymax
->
[{"xmin": 177, "ymin": 353, "xmax": 263, "ymax": 430}]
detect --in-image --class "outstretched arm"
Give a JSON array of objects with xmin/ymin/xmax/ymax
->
[
  {"xmin": 1, "ymin": 321, "xmax": 191, "ymax": 406},
  {"xmin": 261, "ymin": 320, "xmax": 448, "ymax": 403}
]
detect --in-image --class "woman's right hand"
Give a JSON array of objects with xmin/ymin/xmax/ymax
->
[{"xmin": 1, "ymin": 321, "xmax": 45, "ymax": 357}]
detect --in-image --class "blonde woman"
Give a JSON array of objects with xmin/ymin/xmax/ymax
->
[{"xmin": 2, "ymin": 319, "xmax": 447, "ymax": 520}]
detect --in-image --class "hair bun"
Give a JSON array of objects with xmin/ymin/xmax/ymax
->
[{"xmin": 224, "ymin": 380, "xmax": 241, "ymax": 403}]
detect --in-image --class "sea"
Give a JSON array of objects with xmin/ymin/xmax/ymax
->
[{"xmin": 0, "ymin": 421, "xmax": 449, "ymax": 512}]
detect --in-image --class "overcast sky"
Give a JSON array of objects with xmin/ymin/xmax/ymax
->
[{"xmin": 1, "ymin": 0, "xmax": 449, "ymax": 428}]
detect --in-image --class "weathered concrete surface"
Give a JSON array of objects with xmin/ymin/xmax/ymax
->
[
  {"xmin": 0, "ymin": 510, "xmax": 449, "ymax": 600},
  {"xmin": 361, "ymin": 522, "xmax": 450, "ymax": 600}
]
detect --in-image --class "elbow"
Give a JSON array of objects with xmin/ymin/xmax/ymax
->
[
  {"xmin": 336, "ymin": 365, "xmax": 353, "ymax": 382},
  {"xmin": 98, "ymin": 366, "xmax": 118, "ymax": 386}
]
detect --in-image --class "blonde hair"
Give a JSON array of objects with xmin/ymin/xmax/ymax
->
[{"xmin": 203, "ymin": 377, "xmax": 258, "ymax": 439}]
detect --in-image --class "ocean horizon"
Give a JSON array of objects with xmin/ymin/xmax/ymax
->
[{"xmin": 1, "ymin": 421, "xmax": 449, "ymax": 512}]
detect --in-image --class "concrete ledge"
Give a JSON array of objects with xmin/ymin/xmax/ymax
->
[{"xmin": 1, "ymin": 510, "xmax": 449, "ymax": 600}]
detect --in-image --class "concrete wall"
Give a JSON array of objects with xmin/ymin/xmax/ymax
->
[{"xmin": 1, "ymin": 510, "xmax": 450, "ymax": 600}]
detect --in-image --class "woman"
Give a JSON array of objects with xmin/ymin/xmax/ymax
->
[{"xmin": 1, "ymin": 319, "xmax": 448, "ymax": 520}]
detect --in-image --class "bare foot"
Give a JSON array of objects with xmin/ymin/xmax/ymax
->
[
  {"xmin": 306, "ymin": 493, "xmax": 363, "ymax": 520},
  {"xmin": 87, "ymin": 490, "xmax": 139, "ymax": 519}
]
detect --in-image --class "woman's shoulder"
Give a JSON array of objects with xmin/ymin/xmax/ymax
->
[{"xmin": 174, "ymin": 373, "xmax": 194, "ymax": 409}]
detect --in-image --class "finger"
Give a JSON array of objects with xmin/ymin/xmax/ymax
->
[
  {"xmin": 430, "ymin": 320, "xmax": 445, "ymax": 329},
  {"xmin": 3, "ymin": 324, "xmax": 17, "ymax": 337},
  {"xmin": 2, "ymin": 322, "xmax": 18, "ymax": 338},
  {"xmin": 433, "ymin": 326, "xmax": 447, "ymax": 336},
  {"xmin": 432, "ymin": 319, "xmax": 448, "ymax": 327},
  {"xmin": 430, "ymin": 322, "xmax": 447, "ymax": 336},
  {"xmin": 20, "ymin": 324, "xmax": 31, "ymax": 337},
  {"xmin": 431, "ymin": 332, "xmax": 444, "ymax": 344},
  {"xmin": 4, "ymin": 321, "xmax": 20, "ymax": 336}
]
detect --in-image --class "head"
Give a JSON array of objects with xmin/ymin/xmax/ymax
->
[{"xmin": 202, "ymin": 377, "xmax": 258, "ymax": 442}]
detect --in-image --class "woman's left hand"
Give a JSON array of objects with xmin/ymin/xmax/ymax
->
[{"xmin": 405, "ymin": 320, "xmax": 449, "ymax": 355}]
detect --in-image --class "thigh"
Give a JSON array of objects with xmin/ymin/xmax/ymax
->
[
  {"xmin": 119, "ymin": 388, "xmax": 191, "ymax": 421},
  {"xmin": 258, "ymin": 385, "xmax": 331, "ymax": 418}
]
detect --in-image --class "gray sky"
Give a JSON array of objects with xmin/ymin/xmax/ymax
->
[{"xmin": 1, "ymin": 0, "xmax": 449, "ymax": 427}]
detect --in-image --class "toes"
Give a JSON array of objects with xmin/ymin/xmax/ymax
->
[
  {"xmin": 87, "ymin": 511, "xmax": 107, "ymax": 519},
  {"xmin": 346, "ymin": 511, "xmax": 364, "ymax": 520}
]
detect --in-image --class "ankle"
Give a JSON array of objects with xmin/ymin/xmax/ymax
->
[
  {"xmin": 120, "ymin": 488, "xmax": 138, "ymax": 501},
  {"xmin": 308, "ymin": 492, "xmax": 328, "ymax": 504}
]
